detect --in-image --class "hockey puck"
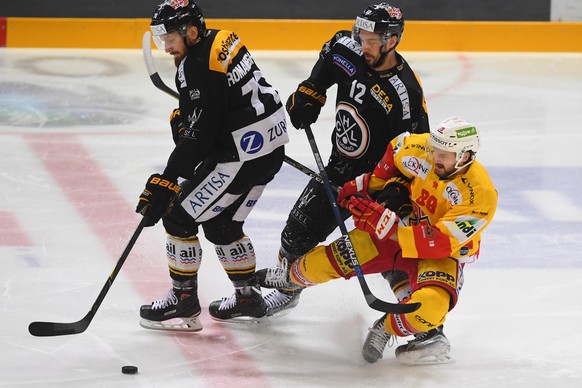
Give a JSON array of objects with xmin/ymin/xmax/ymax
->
[{"xmin": 121, "ymin": 365, "xmax": 138, "ymax": 375}]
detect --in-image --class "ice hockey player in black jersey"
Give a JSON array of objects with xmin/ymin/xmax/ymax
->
[
  {"xmin": 136, "ymin": 0, "xmax": 289, "ymax": 331},
  {"xmin": 263, "ymin": 2, "xmax": 430, "ymax": 316}
]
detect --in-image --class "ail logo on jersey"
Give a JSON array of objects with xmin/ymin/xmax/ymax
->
[
  {"xmin": 332, "ymin": 54, "xmax": 356, "ymax": 76},
  {"xmin": 401, "ymin": 156, "xmax": 430, "ymax": 179},
  {"xmin": 443, "ymin": 182, "xmax": 462, "ymax": 205},
  {"xmin": 335, "ymin": 103, "xmax": 369, "ymax": 158}
]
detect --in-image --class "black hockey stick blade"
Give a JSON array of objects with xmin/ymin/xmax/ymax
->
[
  {"xmin": 28, "ymin": 311, "xmax": 95, "ymax": 337},
  {"xmin": 142, "ymin": 31, "xmax": 180, "ymax": 99},
  {"xmin": 360, "ymin": 280, "xmax": 421, "ymax": 314},
  {"xmin": 29, "ymin": 218, "xmax": 147, "ymax": 337}
]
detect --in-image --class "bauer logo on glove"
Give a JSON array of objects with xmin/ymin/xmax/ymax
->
[
  {"xmin": 285, "ymin": 80, "xmax": 327, "ymax": 129},
  {"xmin": 136, "ymin": 174, "xmax": 180, "ymax": 227}
]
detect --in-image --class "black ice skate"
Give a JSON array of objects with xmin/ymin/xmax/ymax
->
[
  {"xmin": 139, "ymin": 287, "xmax": 202, "ymax": 332},
  {"xmin": 395, "ymin": 325, "xmax": 453, "ymax": 365},
  {"xmin": 208, "ymin": 285, "xmax": 268, "ymax": 324},
  {"xmin": 362, "ymin": 314, "xmax": 394, "ymax": 363}
]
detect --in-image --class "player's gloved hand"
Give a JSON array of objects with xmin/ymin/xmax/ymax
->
[
  {"xmin": 285, "ymin": 80, "xmax": 327, "ymax": 129},
  {"xmin": 337, "ymin": 172, "xmax": 372, "ymax": 208},
  {"xmin": 347, "ymin": 196, "xmax": 399, "ymax": 242},
  {"xmin": 136, "ymin": 173, "xmax": 180, "ymax": 227},
  {"xmin": 374, "ymin": 175, "xmax": 413, "ymax": 218},
  {"xmin": 170, "ymin": 108, "xmax": 185, "ymax": 145}
]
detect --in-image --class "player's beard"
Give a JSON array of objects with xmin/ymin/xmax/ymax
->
[
  {"xmin": 434, "ymin": 163, "xmax": 454, "ymax": 179},
  {"xmin": 173, "ymin": 51, "xmax": 186, "ymax": 67}
]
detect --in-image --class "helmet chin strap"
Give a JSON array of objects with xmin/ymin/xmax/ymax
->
[{"xmin": 370, "ymin": 39, "xmax": 397, "ymax": 69}]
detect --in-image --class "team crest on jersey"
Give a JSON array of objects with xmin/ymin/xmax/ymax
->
[
  {"xmin": 332, "ymin": 54, "xmax": 356, "ymax": 76},
  {"xmin": 335, "ymin": 103, "xmax": 369, "ymax": 158},
  {"xmin": 443, "ymin": 182, "xmax": 462, "ymax": 205},
  {"xmin": 401, "ymin": 156, "xmax": 430, "ymax": 179}
]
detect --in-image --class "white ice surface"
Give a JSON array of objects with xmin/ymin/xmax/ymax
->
[{"xmin": 1, "ymin": 48, "xmax": 581, "ymax": 387}]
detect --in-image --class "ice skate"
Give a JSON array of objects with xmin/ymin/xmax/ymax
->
[
  {"xmin": 362, "ymin": 314, "xmax": 394, "ymax": 363},
  {"xmin": 208, "ymin": 285, "xmax": 268, "ymax": 324},
  {"xmin": 263, "ymin": 288, "xmax": 301, "ymax": 317},
  {"xmin": 255, "ymin": 259, "xmax": 304, "ymax": 292},
  {"xmin": 139, "ymin": 287, "xmax": 202, "ymax": 332},
  {"xmin": 395, "ymin": 325, "xmax": 453, "ymax": 365}
]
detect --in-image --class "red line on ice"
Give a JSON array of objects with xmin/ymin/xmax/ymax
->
[
  {"xmin": 25, "ymin": 133, "xmax": 270, "ymax": 387},
  {"xmin": 0, "ymin": 211, "xmax": 32, "ymax": 246}
]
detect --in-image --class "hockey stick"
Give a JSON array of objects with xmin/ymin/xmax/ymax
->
[
  {"xmin": 303, "ymin": 125, "xmax": 421, "ymax": 314},
  {"xmin": 28, "ymin": 217, "xmax": 148, "ymax": 337},
  {"xmin": 140, "ymin": 31, "xmax": 337, "ymax": 192}
]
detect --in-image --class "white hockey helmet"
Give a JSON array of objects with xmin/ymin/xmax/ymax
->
[{"xmin": 429, "ymin": 116, "xmax": 480, "ymax": 170}]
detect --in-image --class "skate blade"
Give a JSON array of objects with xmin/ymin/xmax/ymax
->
[
  {"xmin": 396, "ymin": 350, "xmax": 454, "ymax": 366},
  {"xmin": 139, "ymin": 316, "xmax": 203, "ymax": 332},
  {"xmin": 266, "ymin": 299, "xmax": 300, "ymax": 318},
  {"xmin": 210, "ymin": 315, "xmax": 271, "ymax": 326}
]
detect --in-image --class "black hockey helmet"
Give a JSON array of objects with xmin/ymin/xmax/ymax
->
[
  {"xmin": 150, "ymin": 0, "xmax": 206, "ymax": 46},
  {"xmin": 352, "ymin": 3, "xmax": 405, "ymax": 47}
]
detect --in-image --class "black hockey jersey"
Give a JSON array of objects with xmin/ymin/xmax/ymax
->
[
  {"xmin": 310, "ymin": 31, "xmax": 429, "ymax": 172},
  {"xmin": 163, "ymin": 29, "xmax": 289, "ymax": 180}
]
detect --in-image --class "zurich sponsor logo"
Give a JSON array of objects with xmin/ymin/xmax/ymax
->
[
  {"xmin": 240, "ymin": 130, "xmax": 264, "ymax": 154},
  {"xmin": 332, "ymin": 54, "xmax": 356, "ymax": 76}
]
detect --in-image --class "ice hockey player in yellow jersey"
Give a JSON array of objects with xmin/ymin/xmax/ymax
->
[{"xmin": 257, "ymin": 116, "xmax": 497, "ymax": 365}]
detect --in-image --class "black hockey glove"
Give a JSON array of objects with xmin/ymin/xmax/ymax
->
[
  {"xmin": 375, "ymin": 175, "xmax": 413, "ymax": 219},
  {"xmin": 136, "ymin": 173, "xmax": 180, "ymax": 226},
  {"xmin": 170, "ymin": 108, "xmax": 185, "ymax": 145},
  {"xmin": 285, "ymin": 80, "xmax": 327, "ymax": 129}
]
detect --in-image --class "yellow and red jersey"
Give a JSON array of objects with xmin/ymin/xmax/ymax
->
[{"xmin": 371, "ymin": 132, "xmax": 497, "ymax": 262}]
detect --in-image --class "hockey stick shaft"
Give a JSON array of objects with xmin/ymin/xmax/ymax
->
[
  {"xmin": 303, "ymin": 125, "xmax": 420, "ymax": 314},
  {"xmin": 140, "ymin": 31, "xmax": 337, "ymax": 192},
  {"xmin": 28, "ymin": 217, "xmax": 148, "ymax": 337}
]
